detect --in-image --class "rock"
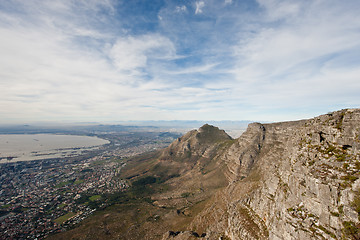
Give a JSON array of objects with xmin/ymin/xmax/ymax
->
[{"xmin": 188, "ymin": 109, "xmax": 360, "ymax": 239}]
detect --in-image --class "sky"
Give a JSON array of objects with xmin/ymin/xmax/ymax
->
[{"xmin": 0, "ymin": 0, "xmax": 359, "ymax": 124}]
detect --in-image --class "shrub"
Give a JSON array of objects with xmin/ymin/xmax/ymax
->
[
  {"xmin": 342, "ymin": 221, "xmax": 358, "ymax": 236},
  {"xmin": 132, "ymin": 176, "xmax": 157, "ymax": 186},
  {"xmin": 352, "ymin": 192, "xmax": 360, "ymax": 218},
  {"xmin": 355, "ymin": 161, "xmax": 360, "ymax": 170},
  {"xmin": 181, "ymin": 192, "xmax": 191, "ymax": 198},
  {"xmin": 342, "ymin": 175, "xmax": 358, "ymax": 182}
]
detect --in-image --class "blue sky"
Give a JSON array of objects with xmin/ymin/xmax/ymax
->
[{"xmin": 0, "ymin": 0, "xmax": 359, "ymax": 123}]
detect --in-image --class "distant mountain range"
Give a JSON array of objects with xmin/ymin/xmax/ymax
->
[{"xmin": 0, "ymin": 120, "xmax": 250, "ymax": 137}]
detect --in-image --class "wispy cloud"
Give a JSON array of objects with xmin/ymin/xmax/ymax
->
[
  {"xmin": 0, "ymin": 0, "xmax": 359, "ymax": 123},
  {"xmin": 175, "ymin": 5, "xmax": 187, "ymax": 13},
  {"xmin": 195, "ymin": 1, "xmax": 205, "ymax": 14},
  {"xmin": 227, "ymin": 0, "xmax": 360, "ymax": 119},
  {"xmin": 109, "ymin": 34, "xmax": 177, "ymax": 75},
  {"xmin": 256, "ymin": 0, "xmax": 300, "ymax": 21}
]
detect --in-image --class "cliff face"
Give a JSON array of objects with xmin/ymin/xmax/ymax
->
[
  {"xmin": 182, "ymin": 109, "xmax": 360, "ymax": 240},
  {"xmin": 49, "ymin": 110, "xmax": 360, "ymax": 240},
  {"xmin": 163, "ymin": 109, "xmax": 360, "ymax": 240},
  {"xmin": 160, "ymin": 124, "xmax": 232, "ymax": 163}
]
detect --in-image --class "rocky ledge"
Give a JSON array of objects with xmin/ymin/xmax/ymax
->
[{"xmin": 182, "ymin": 109, "xmax": 360, "ymax": 240}]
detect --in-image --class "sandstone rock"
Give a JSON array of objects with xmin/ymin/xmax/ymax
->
[{"xmin": 188, "ymin": 109, "xmax": 360, "ymax": 240}]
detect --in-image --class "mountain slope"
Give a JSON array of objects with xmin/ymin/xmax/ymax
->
[
  {"xmin": 48, "ymin": 124, "xmax": 233, "ymax": 240},
  {"xmin": 119, "ymin": 124, "xmax": 233, "ymax": 179},
  {"xmin": 180, "ymin": 109, "xmax": 360, "ymax": 240},
  {"xmin": 49, "ymin": 109, "xmax": 360, "ymax": 240}
]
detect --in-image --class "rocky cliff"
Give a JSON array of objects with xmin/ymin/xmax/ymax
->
[
  {"xmin": 160, "ymin": 123, "xmax": 232, "ymax": 162},
  {"xmin": 49, "ymin": 109, "xmax": 360, "ymax": 240},
  {"xmin": 165, "ymin": 109, "xmax": 360, "ymax": 240}
]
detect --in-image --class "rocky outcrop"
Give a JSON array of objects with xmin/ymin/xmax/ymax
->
[
  {"xmin": 174, "ymin": 109, "xmax": 360, "ymax": 240},
  {"xmin": 161, "ymin": 124, "xmax": 232, "ymax": 161},
  {"xmin": 158, "ymin": 124, "xmax": 232, "ymax": 176},
  {"xmin": 162, "ymin": 231, "xmax": 206, "ymax": 239},
  {"xmin": 52, "ymin": 109, "xmax": 360, "ymax": 240},
  {"xmin": 222, "ymin": 122, "xmax": 266, "ymax": 182}
]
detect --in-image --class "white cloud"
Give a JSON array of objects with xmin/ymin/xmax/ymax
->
[
  {"xmin": 175, "ymin": 5, "xmax": 187, "ymax": 13},
  {"xmin": 0, "ymin": 2, "xmax": 208, "ymax": 123},
  {"xmin": 0, "ymin": 1, "xmax": 171, "ymax": 122},
  {"xmin": 224, "ymin": 0, "xmax": 360, "ymax": 119},
  {"xmin": 256, "ymin": 0, "xmax": 301, "ymax": 21},
  {"xmin": 0, "ymin": 0, "xmax": 359, "ymax": 123},
  {"xmin": 195, "ymin": 1, "xmax": 205, "ymax": 14},
  {"xmin": 224, "ymin": 0, "xmax": 232, "ymax": 5},
  {"xmin": 109, "ymin": 34, "xmax": 177, "ymax": 75},
  {"xmin": 164, "ymin": 63, "xmax": 218, "ymax": 75},
  {"xmin": 236, "ymin": 1, "xmax": 360, "ymax": 80}
]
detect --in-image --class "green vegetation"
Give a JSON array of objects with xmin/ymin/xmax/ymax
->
[
  {"xmin": 342, "ymin": 221, "xmax": 358, "ymax": 237},
  {"xmin": 54, "ymin": 212, "xmax": 76, "ymax": 224},
  {"xmin": 101, "ymin": 175, "xmax": 168, "ymax": 207},
  {"xmin": 181, "ymin": 192, "xmax": 191, "ymax": 198},
  {"xmin": 338, "ymin": 205, "xmax": 344, "ymax": 214},
  {"xmin": 237, "ymin": 206, "xmax": 269, "ymax": 238},
  {"xmin": 336, "ymin": 154, "xmax": 347, "ymax": 162},
  {"xmin": 132, "ymin": 176, "xmax": 157, "ymax": 186},
  {"xmin": 89, "ymin": 195, "xmax": 101, "ymax": 201},
  {"xmin": 342, "ymin": 175, "xmax": 358, "ymax": 182},
  {"xmin": 219, "ymin": 139, "xmax": 236, "ymax": 149},
  {"xmin": 75, "ymin": 194, "xmax": 92, "ymax": 204},
  {"xmin": 308, "ymin": 213, "xmax": 317, "ymax": 218},
  {"xmin": 330, "ymin": 211, "xmax": 340, "ymax": 217},
  {"xmin": 55, "ymin": 180, "xmax": 73, "ymax": 188},
  {"xmin": 58, "ymin": 203, "xmax": 66, "ymax": 209},
  {"xmin": 355, "ymin": 161, "xmax": 360, "ymax": 170},
  {"xmin": 316, "ymin": 224, "xmax": 336, "ymax": 238},
  {"xmin": 186, "ymin": 150, "xmax": 192, "ymax": 158},
  {"xmin": 336, "ymin": 111, "xmax": 346, "ymax": 130},
  {"xmin": 130, "ymin": 176, "xmax": 158, "ymax": 197},
  {"xmin": 281, "ymin": 182, "xmax": 289, "ymax": 194},
  {"xmin": 74, "ymin": 179, "xmax": 84, "ymax": 185},
  {"xmin": 352, "ymin": 191, "xmax": 360, "ymax": 220},
  {"xmin": 287, "ymin": 207, "xmax": 294, "ymax": 212},
  {"xmin": 325, "ymin": 145, "xmax": 337, "ymax": 154}
]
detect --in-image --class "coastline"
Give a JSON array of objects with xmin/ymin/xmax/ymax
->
[{"xmin": 0, "ymin": 134, "xmax": 109, "ymax": 164}]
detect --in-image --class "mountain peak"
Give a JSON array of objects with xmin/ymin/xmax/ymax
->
[
  {"xmin": 199, "ymin": 123, "xmax": 213, "ymax": 130},
  {"xmin": 196, "ymin": 124, "xmax": 232, "ymax": 143},
  {"xmin": 160, "ymin": 124, "xmax": 232, "ymax": 162},
  {"xmin": 198, "ymin": 123, "xmax": 219, "ymax": 134}
]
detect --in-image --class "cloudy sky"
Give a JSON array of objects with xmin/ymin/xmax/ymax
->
[{"xmin": 0, "ymin": 0, "xmax": 359, "ymax": 123}]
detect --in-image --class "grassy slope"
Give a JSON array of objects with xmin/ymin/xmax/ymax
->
[{"xmin": 48, "ymin": 126, "xmax": 232, "ymax": 240}]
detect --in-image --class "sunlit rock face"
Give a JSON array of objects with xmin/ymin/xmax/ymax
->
[
  {"xmin": 179, "ymin": 109, "xmax": 360, "ymax": 240},
  {"xmin": 50, "ymin": 109, "xmax": 360, "ymax": 240}
]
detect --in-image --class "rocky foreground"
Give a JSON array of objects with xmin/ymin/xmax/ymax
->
[{"xmin": 50, "ymin": 109, "xmax": 360, "ymax": 240}]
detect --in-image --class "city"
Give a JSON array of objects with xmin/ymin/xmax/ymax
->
[{"xmin": 0, "ymin": 131, "xmax": 180, "ymax": 239}]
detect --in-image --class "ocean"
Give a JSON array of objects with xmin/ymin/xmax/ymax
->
[{"xmin": 0, "ymin": 134, "xmax": 109, "ymax": 163}]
